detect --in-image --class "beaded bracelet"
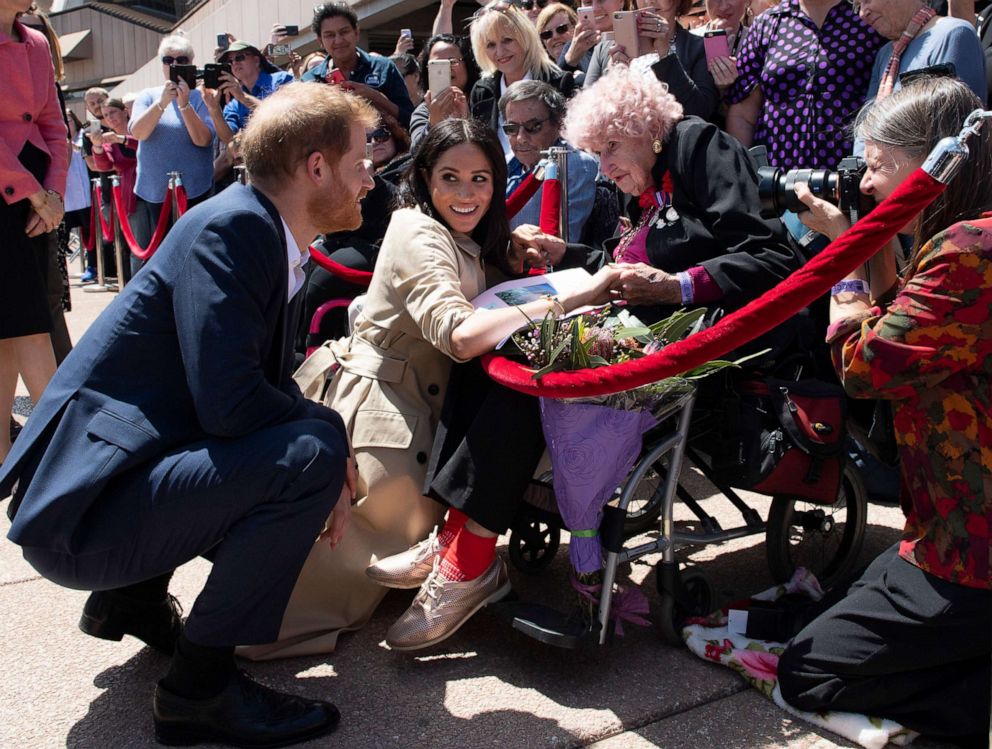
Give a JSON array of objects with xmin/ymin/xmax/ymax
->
[{"xmin": 543, "ymin": 294, "xmax": 566, "ymax": 318}]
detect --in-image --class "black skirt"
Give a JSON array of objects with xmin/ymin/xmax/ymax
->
[{"xmin": 0, "ymin": 142, "xmax": 53, "ymax": 339}]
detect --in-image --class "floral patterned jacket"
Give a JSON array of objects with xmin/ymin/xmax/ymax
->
[{"xmin": 827, "ymin": 218, "xmax": 992, "ymax": 590}]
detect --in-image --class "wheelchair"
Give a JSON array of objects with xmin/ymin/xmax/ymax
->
[{"xmin": 503, "ymin": 364, "xmax": 869, "ymax": 648}]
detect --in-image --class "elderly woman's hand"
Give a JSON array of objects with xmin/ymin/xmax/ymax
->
[
  {"xmin": 636, "ymin": 10, "xmax": 672, "ymax": 58},
  {"xmin": 507, "ymin": 225, "xmax": 567, "ymax": 272},
  {"xmin": 613, "ymin": 263, "xmax": 682, "ymax": 305},
  {"xmin": 794, "ymin": 182, "xmax": 851, "ymax": 241}
]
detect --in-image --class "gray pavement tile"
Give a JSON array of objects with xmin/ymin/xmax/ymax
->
[{"xmin": 0, "ymin": 503, "xmax": 40, "ymax": 585}]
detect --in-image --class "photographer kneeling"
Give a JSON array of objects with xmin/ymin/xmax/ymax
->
[{"xmin": 777, "ymin": 77, "xmax": 992, "ymax": 745}]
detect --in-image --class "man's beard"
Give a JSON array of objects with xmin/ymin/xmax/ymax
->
[{"xmin": 307, "ymin": 184, "xmax": 363, "ymax": 235}]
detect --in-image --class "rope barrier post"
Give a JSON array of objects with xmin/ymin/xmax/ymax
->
[
  {"xmin": 110, "ymin": 174, "xmax": 127, "ymax": 291},
  {"xmin": 84, "ymin": 177, "xmax": 114, "ymax": 295},
  {"xmin": 234, "ymin": 165, "xmax": 247, "ymax": 185},
  {"xmin": 169, "ymin": 171, "xmax": 182, "ymax": 223},
  {"xmin": 549, "ymin": 145, "xmax": 569, "ymax": 243}
]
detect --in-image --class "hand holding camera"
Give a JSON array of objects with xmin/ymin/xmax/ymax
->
[
  {"xmin": 794, "ymin": 182, "xmax": 851, "ymax": 242},
  {"xmin": 159, "ymin": 81, "xmax": 179, "ymax": 110},
  {"xmin": 393, "ymin": 29, "xmax": 414, "ymax": 56},
  {"xmin": 634, "ymin": 10, "xmax": 672, "ymax": 58},
  {"xmin": 425, "ymin": 86, "xmax": 468, "ymax": 126},
  {"xmin": 565, "ymin": 12, "xmax": 599, "ymax": 66}
]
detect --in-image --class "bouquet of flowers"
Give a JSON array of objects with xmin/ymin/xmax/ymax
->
[{"xmin": 509, "ymin": 304, "xmax": 749, "ymax": 627}]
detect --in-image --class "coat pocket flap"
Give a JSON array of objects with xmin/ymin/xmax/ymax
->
[
  {"xmin": 85, "ymin": 409, "xmax": 157, "ymax": 452},
  {"xmin": 351, "ymin": 409, "xmax": 418, "ymax": 450}
]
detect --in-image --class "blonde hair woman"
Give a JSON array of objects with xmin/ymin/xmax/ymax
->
[{"xmin": 469, "ymin": 2, "xmax": 576, "ymax": 152}]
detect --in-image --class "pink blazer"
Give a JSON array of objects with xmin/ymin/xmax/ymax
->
[{"xmin": 0, "ymin": 20, "xmax": 68, "ymax": 205}]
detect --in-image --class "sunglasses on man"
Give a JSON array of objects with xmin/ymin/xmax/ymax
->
[
  {"xmin": 501, "ymin": 118, "xmax": 550, "ymax": 136},
  {"xmin": 367, "ymin": 128, "xmax": 392, "ymax": 143},
  {"xmin": 539, "ymin": 23, "xmax": 572, "ymax": 40},
  {"xmin": 161, "ymin": 55, "xmax": 191, "ymax": 65},
  {"xmin": 221, "ymin": 53, "xmax": 252, "ymax": 63},
  {"xmin": 520, "ymin": 0, "xmax": 550, "ymax": 9}
]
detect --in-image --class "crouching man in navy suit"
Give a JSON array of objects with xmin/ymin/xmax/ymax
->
[{"xmin": 0, "ymin": 83, "xmax": 376, "ymax": 747}]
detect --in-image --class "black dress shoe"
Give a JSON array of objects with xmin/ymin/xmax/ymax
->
[
  {"xmin": 153, "ymin": 670, "xmax": 341, "ymax": 747},
  {"xmin": 78, "ymin": 590, "xmax": 183, "ymax": 655}
]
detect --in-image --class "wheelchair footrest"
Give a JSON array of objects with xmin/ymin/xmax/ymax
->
[{"xmin": 490, "ymin": 600, "xmax": 601, "ymax": 649}]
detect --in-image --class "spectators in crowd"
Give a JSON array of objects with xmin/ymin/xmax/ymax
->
[
  {"xmin": 469, "ymin": 3, "xmax": 576, "ymax": 155},
  {"xmin": 79, "ymin": 86, "xmax": 110, "ymax": 283},
  {"xmin": 500, "ymin": 80, "xmax": 599, "ymax": 240},
  {"xmin": 725, "ymin": 0, "xmax": 886, "ymax": 170},
  {"xmin": 559, "ymin": 0, "xmax": 624, "ymax": 75},
  {"xmin": 521, "ymin": 0, "xmax": 551, "ymax": 24},
  {"xmin": 0, "ymin": 1, "xmax": 67, "ymax": 466},
  {"xmin": 585, "ymin": 0, "xmax": 720, "ymax": 121},
  {"xmin": 243, "ymin": 117, "xmax": 615, "ymax": 659},
  {"xmin": 860, "ymin": 0, "xmax": 987, "ymax": 104},
  {"xmin": 390, "ymin": 52, "xmax": 423, "ymax": 107},
  {"xmin": 303, "ymin": 2, "xmax": 415, "ymax": 128},
  {"xmin": 779, "ymin": 76, "xmax": 992, "ymax": 747},
  {"xmin": 129, "ymin": 31, "xmax": 215, "ymax": 277},
  {"xmin": 203, "ymin": 40, "xmax": 295, "ymax": 145},
  {"xmin": 410, "ymin": 34, "xmax": 481, "ymax": 150},
  {"xmin": 536, "ymin": 3, "xmax": 578, "ymax": 66},
  {"xmin": 89, "ymin": 99, "xmax": 137, "ymax": 217},
  {"xmin": 62, "ymin": 109, "xmax": 91, "ymax": 253},
  {"xmin": 693, "ymin": 0, "xmax": 753, "ymax": 92}
]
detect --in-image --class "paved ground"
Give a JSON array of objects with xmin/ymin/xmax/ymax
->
[{"xmin": 2, "ymin": 268, "xmax": 953, "ymax": 748}]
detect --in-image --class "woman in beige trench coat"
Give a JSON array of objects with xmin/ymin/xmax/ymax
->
[{"xmin": 240, "ymin": 119, "xmax": 617, "ymax": 660}]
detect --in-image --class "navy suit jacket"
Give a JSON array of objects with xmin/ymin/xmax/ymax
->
[{"xmin": 1, "ymin": 183, "xmax": 346, "ymax": 553}]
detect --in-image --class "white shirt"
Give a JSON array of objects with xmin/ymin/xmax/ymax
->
[{"xmin": 281, "ymin": 218, "xmax": 309, "ymax": 301}]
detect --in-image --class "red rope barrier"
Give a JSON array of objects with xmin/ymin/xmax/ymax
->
[
  {"xmin": 81, "ymin": 194, "xmax": 96, "ymax": 251},
  {"xmin": 93, "ymin": 187, "xmax": 114, "ymax": 243},
  {"xmin": 482, "ymin": 168, "xmax": 946, "ymax": 398},
  {"xmin": 506, "ymin": 171, "xmax": 543, "ymax": 220},
  {"xmin": 175, "ymin": 184, "xmax": 188, "ymax": 217},
  {"xmin": 539, "ymin": 177, "xmax": 562, "ymax": 237},
  {"xmin": 111, "ymin": 182, "xmax": 173, "ymax": 261},
  {"xmin": 307, "ymin": 245, "xmax": 374, "ymax": 286}
]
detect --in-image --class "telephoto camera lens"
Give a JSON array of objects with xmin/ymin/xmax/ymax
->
[{"xmin": 757, "ymin": 167, "xmax": 839, "ymax": 217}]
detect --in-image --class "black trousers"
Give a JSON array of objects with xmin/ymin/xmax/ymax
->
[
  {"xmin": 130, "ymin": 192, "xmax": 211, "ymax": 278},
  {"xmin": 424, "ymin": 359, "xmax": 546, "ymax": 534},
  {"xmin": 778, "ymin": 543, "xmax": 991, "ymax": 741},
  {"xmin": 22, "ymin": 419, "xmax": 346, "ymax": 647}
]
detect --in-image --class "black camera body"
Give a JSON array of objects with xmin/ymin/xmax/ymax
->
[{"xmin": 750, "ymin": 146, "xmax": 875, "ymax": 224}]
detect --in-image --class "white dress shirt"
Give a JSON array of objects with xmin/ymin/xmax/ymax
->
[{"xmin": 282, "ymin": 218, "xmax": 309, "ymax": 301}]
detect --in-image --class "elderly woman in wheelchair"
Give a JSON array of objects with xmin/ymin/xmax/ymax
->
[{"xmin": 368, "ymin": 64, "xmax": 812, "ymax": 651}]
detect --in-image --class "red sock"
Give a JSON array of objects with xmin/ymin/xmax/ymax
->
[
  {"xmin": 438, "ymin": 525, "xmax": 497, "ymax": 582},
  {"xmin": 437, "ymin": 509, "xmax": 469, "ymax": 547}
]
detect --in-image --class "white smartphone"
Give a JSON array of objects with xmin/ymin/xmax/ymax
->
[
  {"xmin": 87, "ymin": 119, "xmax": 102, "ymax": 135},
  {"xmin": 428, "ymin": 58, "xmax": 453, "ymax": 93},
  {"xmin": 611, "ymin": 11, "xmax": 639, "ymax": 55},
  {"xmin": 401, "ymin": 27, "xmax": 413, "ymax": 39},
  {"xmin": 577, "ymin": 6, "xmax": 594, "ymax": 25}
]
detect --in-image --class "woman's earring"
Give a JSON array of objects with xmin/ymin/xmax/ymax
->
[{"xmin": 651, "ymin": 139, "xmax": 663, "ymax": 154}]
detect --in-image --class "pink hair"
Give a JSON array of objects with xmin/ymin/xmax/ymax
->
[{"xmin": 563, "ymin": 66, "xmax": 683, "ymax": 152}]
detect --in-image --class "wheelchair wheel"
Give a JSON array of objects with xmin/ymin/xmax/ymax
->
[
  {"xmin": 765, "ymin": 463, "xmax": 867, "ymax": 586},
  {"xmin": 620, "ymin": 456, "xmax": 669, "ymax": 535},
  {"xmin": 655, "ymin": 570, "xmax": 712, "ymax": 646},
  {"xmin": 508, "ymin": 507, "xmax": 561, "ymax": 575}
]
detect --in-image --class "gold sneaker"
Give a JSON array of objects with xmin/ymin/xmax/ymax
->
[
  {"xmin": 385, "ymin": 557, "xmax": 511, "ymax": 651},
  {"xmin": 366, "ymin": 529, "xmax": 446, "ymax": 590}
]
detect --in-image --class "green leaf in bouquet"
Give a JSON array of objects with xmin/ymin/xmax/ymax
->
[
  {"xmin": 588, "ymin": 355, "xmax": 610, "ymax": 367},
  {"xmin": 613, "ymin": 325, "xmax": 652, "ymax": 341},
  {"xmin": 649, "ymin": 307, "xmax": 707, "ymax": 344}
]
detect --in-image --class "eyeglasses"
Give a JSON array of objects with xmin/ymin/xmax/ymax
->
[
  {"xmin": 367, "ymin": 128, "xmax": 392, "ymax": 143},
  {"xmin": 539, "ymin": 23, "xmax": 572, "ymax": 40},
  {"xmin": 502, "ymin": 117, "xmax": 550, "ymax": 135},
  {"xmin": 161, "ymin": 55, "xmax": 191, "ymax": 65},
  {"xmin": 520, "ymin": 0, "xmax": 550, "ymax": 9},
  {"xmin": 222, "ymin": 53, "xmax": 251, "ymax": 63}
]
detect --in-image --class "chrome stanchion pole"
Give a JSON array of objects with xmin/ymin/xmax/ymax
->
[
  {"xmin": 110, "ymin": 174, "xmax": 127, "ymax": 291},
  {"xmin": 548, "ymin": 145, "xmax": 569, "ymax": 243},
  {"xmin": 85, "ymin": 177, "xmax": 112, "ymax": 294},
  {"xmin": 169, "ymin": 171, "xmax": 182, "ymax": 222}
]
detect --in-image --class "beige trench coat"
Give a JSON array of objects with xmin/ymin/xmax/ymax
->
[{"xmin": 240, "ymin": 208, "xmax": 486, "ymax": 660}]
